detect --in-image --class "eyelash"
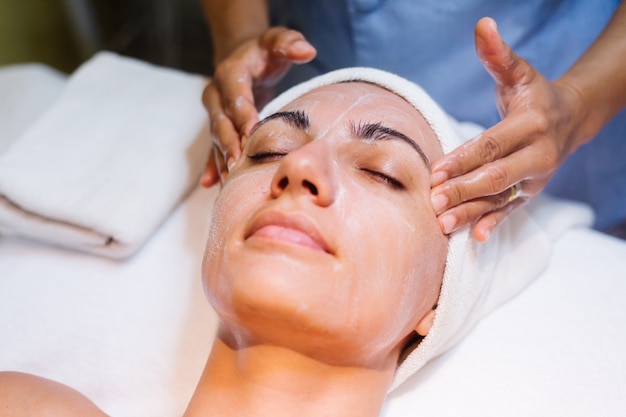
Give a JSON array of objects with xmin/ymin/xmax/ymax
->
[
  {"xmin": 247, "ymin": 151, "xmax": 288, "ymax": 162},
  {"xmin": 361, "ymin": 168, "xmax": 404, "ymax": 190}
]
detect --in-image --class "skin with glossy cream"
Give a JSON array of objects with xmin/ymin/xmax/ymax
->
[{"xmin": 189, "ymin": 82, "xmax": 448, "ymax": 417}]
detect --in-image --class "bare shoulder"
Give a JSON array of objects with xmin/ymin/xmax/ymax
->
[{"xmin": 0, "ymin": 371, "xmax": 108, "ymax": 417}]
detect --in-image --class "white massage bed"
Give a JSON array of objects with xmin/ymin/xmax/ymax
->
[{"xmin": 1, "ymin": 55, "xmax": 625, "ymax": 417}]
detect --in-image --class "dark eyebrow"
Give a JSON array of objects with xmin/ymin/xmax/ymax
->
[
  {"xmin": 250, "ymin": 110, "xmax": 310, "ymax": 135},
  {"xmin": 250, "ymin": 110, "xmax": 430, "ymax": 167},
  {"xmin": 350, "ymin": 121, "xmax": 430, "ymax": 167}
]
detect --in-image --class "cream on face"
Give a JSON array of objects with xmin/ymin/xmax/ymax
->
[{"xmin": 202, "ymin": 82, "xmax": 448, "ymax": 367}]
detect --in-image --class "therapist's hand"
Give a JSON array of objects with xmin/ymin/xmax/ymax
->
[
  {"xmin": 430, "ymin": 17, "xmax": 582, "ymax": 242},
  {"xmin": 201, "ymin": 27, "xmax": 316, "ymax": 186}
]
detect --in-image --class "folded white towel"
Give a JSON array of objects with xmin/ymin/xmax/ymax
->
[
  {"xmin": 258, "ymin": 67, "xmax": 593, "ymax": 390},
  {"xmin": 0, "ymin": 63, "xmax": 67, "ymax": 155},
  {"xmin": 0, "ymin": 52, "xmax": 211, "ymax": 258}
]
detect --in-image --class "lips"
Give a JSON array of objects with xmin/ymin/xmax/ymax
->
[{"xmin": 245, "ymin": 211, "xmax": 332, "ymax": 254}]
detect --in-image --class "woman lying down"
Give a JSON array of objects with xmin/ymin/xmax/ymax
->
[{"xmin": 0, "ymin": 68, "xmax": 549, "ymax": 417}]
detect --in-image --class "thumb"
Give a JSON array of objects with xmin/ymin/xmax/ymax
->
[{"xmin": 474, "ymin": 17, "xmax": 530, "ymax": 89}]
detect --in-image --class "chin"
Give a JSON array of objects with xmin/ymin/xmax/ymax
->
[
  {"xmin": 208, "ymin": 265, "xmax": 349, "ymax": 351},
  {"xmin": 203, "ymin": 242, "xmax": 404, "ymax": 364},
  {"xmin": 211, "ymin": 283, "xmax": 397, "ymax": 366},
  {"xmin": 214, "ymin": 258, "xmax": 334, "ymax": 320}
]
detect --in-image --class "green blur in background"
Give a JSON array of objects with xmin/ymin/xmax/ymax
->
[
  {"xmin": 0, "ymin": 0, "xmax": 214, "ymax": 75},
  {"xmin": 0, "ymin": 0, "xmax": 81, "ymax": 72}
]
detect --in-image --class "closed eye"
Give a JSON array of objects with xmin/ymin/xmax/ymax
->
[{"xmin": 361, "ymin": 168, "xmax": 404, "ymax": 190}]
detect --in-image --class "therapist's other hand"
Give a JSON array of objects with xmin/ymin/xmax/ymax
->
[
  {"xmin": 430, "ymin": 17, "xmax": 581, "ymax": 242},
  {"xmin": 201, "ymin": 27, "xmax": 316, "ymax": 186}
]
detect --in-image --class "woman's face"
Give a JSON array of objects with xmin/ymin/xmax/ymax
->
[{"xmin": 202, "ymin": 82, "xmax": 447, "ymax": 365}]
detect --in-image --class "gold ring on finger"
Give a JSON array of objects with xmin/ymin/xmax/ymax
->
[{"xmin": 507, "ymin": 182, "xmax": 522, "ymax": 203}]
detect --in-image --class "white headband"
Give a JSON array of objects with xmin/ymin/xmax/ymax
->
[{"xmin": 259, "ymin": 67, "xmax": 461, "ymax": 155}]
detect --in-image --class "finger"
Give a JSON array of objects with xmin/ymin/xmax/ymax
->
[
  {"xmin": 219, "ymin": 28, "xmax": 315, "ymax": 137},
  {"xmin": 203, "ymin": 82, "xmax": 243, "ymax": 165},
  {"xmin": 474, "ymin": 17, "xmax": 534, "ymax": 90},
  {"xmin": 431, "ymin": 145, "xmax": 547, "ymax": 215},
  {"xmin": 200, "ymin": 147, "xmax": 220, "ymax": 187},
  {"xmin": 213, "ymin": 55, "xmax": 260, "ymax": 137},
  {"xmin": 431, "ymin": 111, "xmax": 536, "ymax": 182},
  {"xmin": 260, "ymin": 27, "xmax": 317, "ymax": 63},
  {"xmin": 472, "ymin": 197, "xmax": 527, "ymax": 242},
  {"xmin": 203, "ymin": 84, "xmax": 241, "ymax": 178},
  {"xmin": 255, "ymin": 27, "xmax": 316, "ymax": 91},
  {"xmin": 433, "ymin": 17, "xmax": 548, "ymax": 188},
  {"xmin": 214, "ymin": 146, "xmax": 228, "ymax": 184},
  {"xmin": 210, "ymin": 145, "xmax": 229, "ymax": 185},
  {"xmin": 436, "ymin": 185, "xmax": 527, "ymax": 235}
]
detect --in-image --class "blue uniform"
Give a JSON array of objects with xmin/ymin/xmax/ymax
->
[{"xmin": 270, "ymin": 0, "xmax": 626, "ymax": 230}]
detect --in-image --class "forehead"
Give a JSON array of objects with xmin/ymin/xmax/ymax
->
[{"xmin": 278, "ymin": 82, "xmax": 444, "ymax": 161}]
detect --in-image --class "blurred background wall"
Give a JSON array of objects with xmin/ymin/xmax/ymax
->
[{"xmin": 0, "ymin": 0, "xmax": 214, "ymax": 75}]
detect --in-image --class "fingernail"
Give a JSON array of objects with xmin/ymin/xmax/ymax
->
[
  {"xmin": 291, "ymin": 39, "xmax": 309, "ymax": 53},
  {"xmin": 227, "ymin": 157, "xmax": 236, "ymax": 172},
  {"xmin": 431, "ymin": 193, "xmax": 448, "ymax": 214},
  {"xmin": 431, "ymin": 170, "xmax": 448, "ymax": 186},
  {"xmin": 440, "ymin": 214, "xmax": 457, "ymax": 235}
]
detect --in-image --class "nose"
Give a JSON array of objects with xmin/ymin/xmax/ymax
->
[{"xmin": 270, "ymin": 142, "xmax": 336, "ymax": 207}]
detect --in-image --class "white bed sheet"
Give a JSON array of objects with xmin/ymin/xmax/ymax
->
[{"xmin": 1, "ymin": 184, "xmax": 625, "ymax": 417}]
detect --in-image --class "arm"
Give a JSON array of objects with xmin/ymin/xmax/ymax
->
[
  {"xmin": 0, "ymin": 372, "xmax": 108, "ymax": 417},
  {"xmin": 430, "ymin": 2, "xmax": 626, "ymax": 241},
  {"xmin": 199, "ymin": 0, "xmax": 316, "ymax": 186},
  {"xmin": 556, "ymin": 1, "xmax": 626, "ymax": 145}
]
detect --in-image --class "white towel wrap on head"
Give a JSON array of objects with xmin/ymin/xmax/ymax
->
[{"xmin": 258, "ymin": 67, "xmax": 593, "ymax": 390}]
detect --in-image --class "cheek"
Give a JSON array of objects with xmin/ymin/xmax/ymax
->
[
  {"xmin": 209, "ymin": 167, "xmax": 274, "ymax": 237},
  {"xmin": 202, "ymin": 169, "xmax": 273, "ymax": 298},
  {"xmin": 342, "ymin": 187, "xmax": 446, "ymax": 333},
  {"xmin": 399, "ymin": 198, "xmax": 447, "ymax": 293},
  {"xmin": 342, "ymin": 179, "xmax": 439, "ymax": 279}
]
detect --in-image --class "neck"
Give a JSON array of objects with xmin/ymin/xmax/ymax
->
[{"xmin": 183, "ymin": 333, "xmax": 395, "ymax": 417}]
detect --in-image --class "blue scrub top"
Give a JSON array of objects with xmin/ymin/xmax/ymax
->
[{"xmin": 270, "ymin": 0, "xmax": 626, "ymax": 230}]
